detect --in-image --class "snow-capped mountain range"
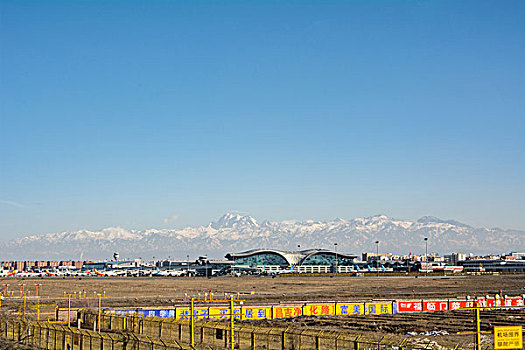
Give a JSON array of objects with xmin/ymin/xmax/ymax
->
[{"xmin": 0, "ymin": 213, "xmax": 523, "ymax": 260}]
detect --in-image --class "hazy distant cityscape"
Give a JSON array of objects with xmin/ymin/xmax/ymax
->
[{"xmin": 2, "ymin": 248, "xmax": 525, "ymax": 278}]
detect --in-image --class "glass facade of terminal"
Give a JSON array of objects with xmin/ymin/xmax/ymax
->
[
  {"xmin": 234, "ymin": 253, "xmax": 288, "ymax": 268},
  {"xmin": 231, "ymin": 251, "xmax": 356, "ymax": 269},
  {"xmin": 300, "ymin": 253, "xmax": 354, "ymax": 266}
]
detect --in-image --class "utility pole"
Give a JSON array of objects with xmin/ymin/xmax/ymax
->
[
  {"xmin": 424, "ymin": 237, "xmax": 428, "ymax": 277},
  {"xmin": 475, "ymin": 302, "xmax": 481, "ymax": 350},
  {"xmin": 190, "ymin": 298, "xmax": 195, "ymax": 347},
  {"xmin": 97, "ymin": 294, "xmax": 101, "ymax": 334},
  {"xmin": 334, "ymin": 243, "xmax": 338, "ymax": 275},
  {"xmin": 67, "ymin": 294, "xmax": 71, "ymax": 326},
  {"xmin": 205, "ymin": 255, "xmax": 208, "ymax": 278},
  {"xmin": 375, "ymin": 241, "xmax": 379, "ymax": 277}
]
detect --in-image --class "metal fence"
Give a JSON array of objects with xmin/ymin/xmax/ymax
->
[
  {"xmin": 1, "ymin": 310, "xmax": 489, "ymax": 350},
  {"xmin": 81, "ymin": 311, "xmax": 473, "ymax": 350},
  {"xmin": 0, "ymin": 318, "xmax": 201, "ymax": 350}
]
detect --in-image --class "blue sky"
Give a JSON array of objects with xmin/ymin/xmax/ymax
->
[{"xmin": 1, "ymin": 1, "xmax": 524, "ymax": 240}]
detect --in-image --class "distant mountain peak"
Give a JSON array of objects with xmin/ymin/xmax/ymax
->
[
  {"xmin": 210, "ymin": 212, "xmax": 258, "ymax": 229},
  {"xmin": 417, "ymin": 216, "xmax": 470, "ymax": 228},
  {"xmin": 369, "ymin": 214, "xmax": 390, "ymax": 220},
  {"xmin": 418, "ymin": 216, "xmax": 445, "ymax": 223}
]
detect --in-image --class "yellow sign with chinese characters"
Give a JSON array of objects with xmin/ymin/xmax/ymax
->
[{"xmin": 494, "ymin": 326, "xmax": 522, "ymax": 349}]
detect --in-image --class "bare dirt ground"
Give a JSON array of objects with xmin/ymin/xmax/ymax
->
[
  {"xmin": 2, "ymin": 274, "xmax": 524, "ymax": 305},
  {"xmin": 2, "ymin": 274, "xmax": 524, "ymax": 349}
]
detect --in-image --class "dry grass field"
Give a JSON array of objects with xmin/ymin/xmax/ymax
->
[{"xmin": 2, "ymin": 274, "xmax": 524, "ymax": 306}]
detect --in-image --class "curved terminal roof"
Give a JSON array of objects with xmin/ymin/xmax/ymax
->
[{"xmin": 225, "ymin": 249, "xmax": 357, "ymax": 266}]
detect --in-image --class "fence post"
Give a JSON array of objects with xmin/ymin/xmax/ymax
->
[
  {"xmin": 315, "ymin": 330, "xmax": 323, "ymax": 350},
  {"xmin": 377, "ymin": 335, "xmax": 384, "ymax": 350},
  {"xmin": 225, "ymin": 326, "xmax": 229, "ymax": 348},
  {"xmin": 62, "ymin": 327, "xmax": 67, "ymax": 350},
  {"xmin": 30, "ymin": 323, "xmax": 35, "ymax": 348},
  {"xmin": 399, "ymin": 338, "xmax": 408, "ymax": 350},
  {"xmin": 282, "ymin": 327, "xmax": 289, "ymax": 350},
  {"xmin": 146, "ymin": 335, "xmax": 154, "ymax": 350},
  {"xmin": 23, "ymin": 293, "xmax": 27, "ymax": 321},
  {"xmin": 47, "ymin": 325, "xmax": 52, "ymax": 350},
  {"xmin": 335, "ymin": 333, "xmax": 342, "ymax": 350},
  {"xmin": 39, "ymin": 324, "xmax": 44, "ymax": 350},
  {"xmin": 354, "ymin": 335, "xmax": 362, "ymax": 350},
  {"xmin": 266, "ymin": 328, "xmax": 272, "ymax": 350},
  {"xmin": 68, "ymin": 294, "xmax": 71, "ymax": 326},
  {"xmin": 99, "ymin": 333, "xmax": 104, "ymax": 350},
  {"xmin": 31, "ymin": 324, "xmax": 35, "ymax": 346},
  {"xmin": 200, "ymin": 321, "xmax": 206, "ymax": 344}
]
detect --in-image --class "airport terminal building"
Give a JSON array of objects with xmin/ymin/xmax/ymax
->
[{"xmin": 225, "ymin": 249, "xmax": 358, "ymax": 273}]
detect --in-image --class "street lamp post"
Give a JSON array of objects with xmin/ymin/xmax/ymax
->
[
  {"xmin": 187, "ymin": 255, "xmax": 190, "ymax": 276},
  {"xmin": 205, "ymin": 255, "xmax": 208, "ymax": 279},
  {"xmin": 334, "ymin": 243, "xmax": 338, "ymax": 275},
  {"xmin": 375, "ymin": 241, "xmax": 379, "ymax": 277},
  {"xmin": 424, "ymin": 238, "xmax": 428, "ymax": 277}
]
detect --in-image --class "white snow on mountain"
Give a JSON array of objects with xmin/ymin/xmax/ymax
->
[
  {"xmin": 0, "ymin": 213, "xmax": 523, "ymax": 260},
  {"xmin": 210, "ymin": 212, "xmax": 259, "ymax": 229}
]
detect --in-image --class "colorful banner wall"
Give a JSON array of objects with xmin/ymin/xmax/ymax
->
[
  {"xmin": 422, "ymin": 300, "xmax": 449, "ymax": 312},
  {"xmin": 242, "ymin": 306, "xmax": 272, "ymax": 320},
  {"xmin": 302, "ymin": 304, "xmax": 334, "ymax": 316},
  {"xmin": 336, "ymin": 303, "xmax": 365, "ymax": 315},
  {"xmin": 111, "ymin": 295, "xmax": 525, "ymax": 320},
  {"xmin": 364, "ymin": 302, "xmax": 392, "ymax": 315}
]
